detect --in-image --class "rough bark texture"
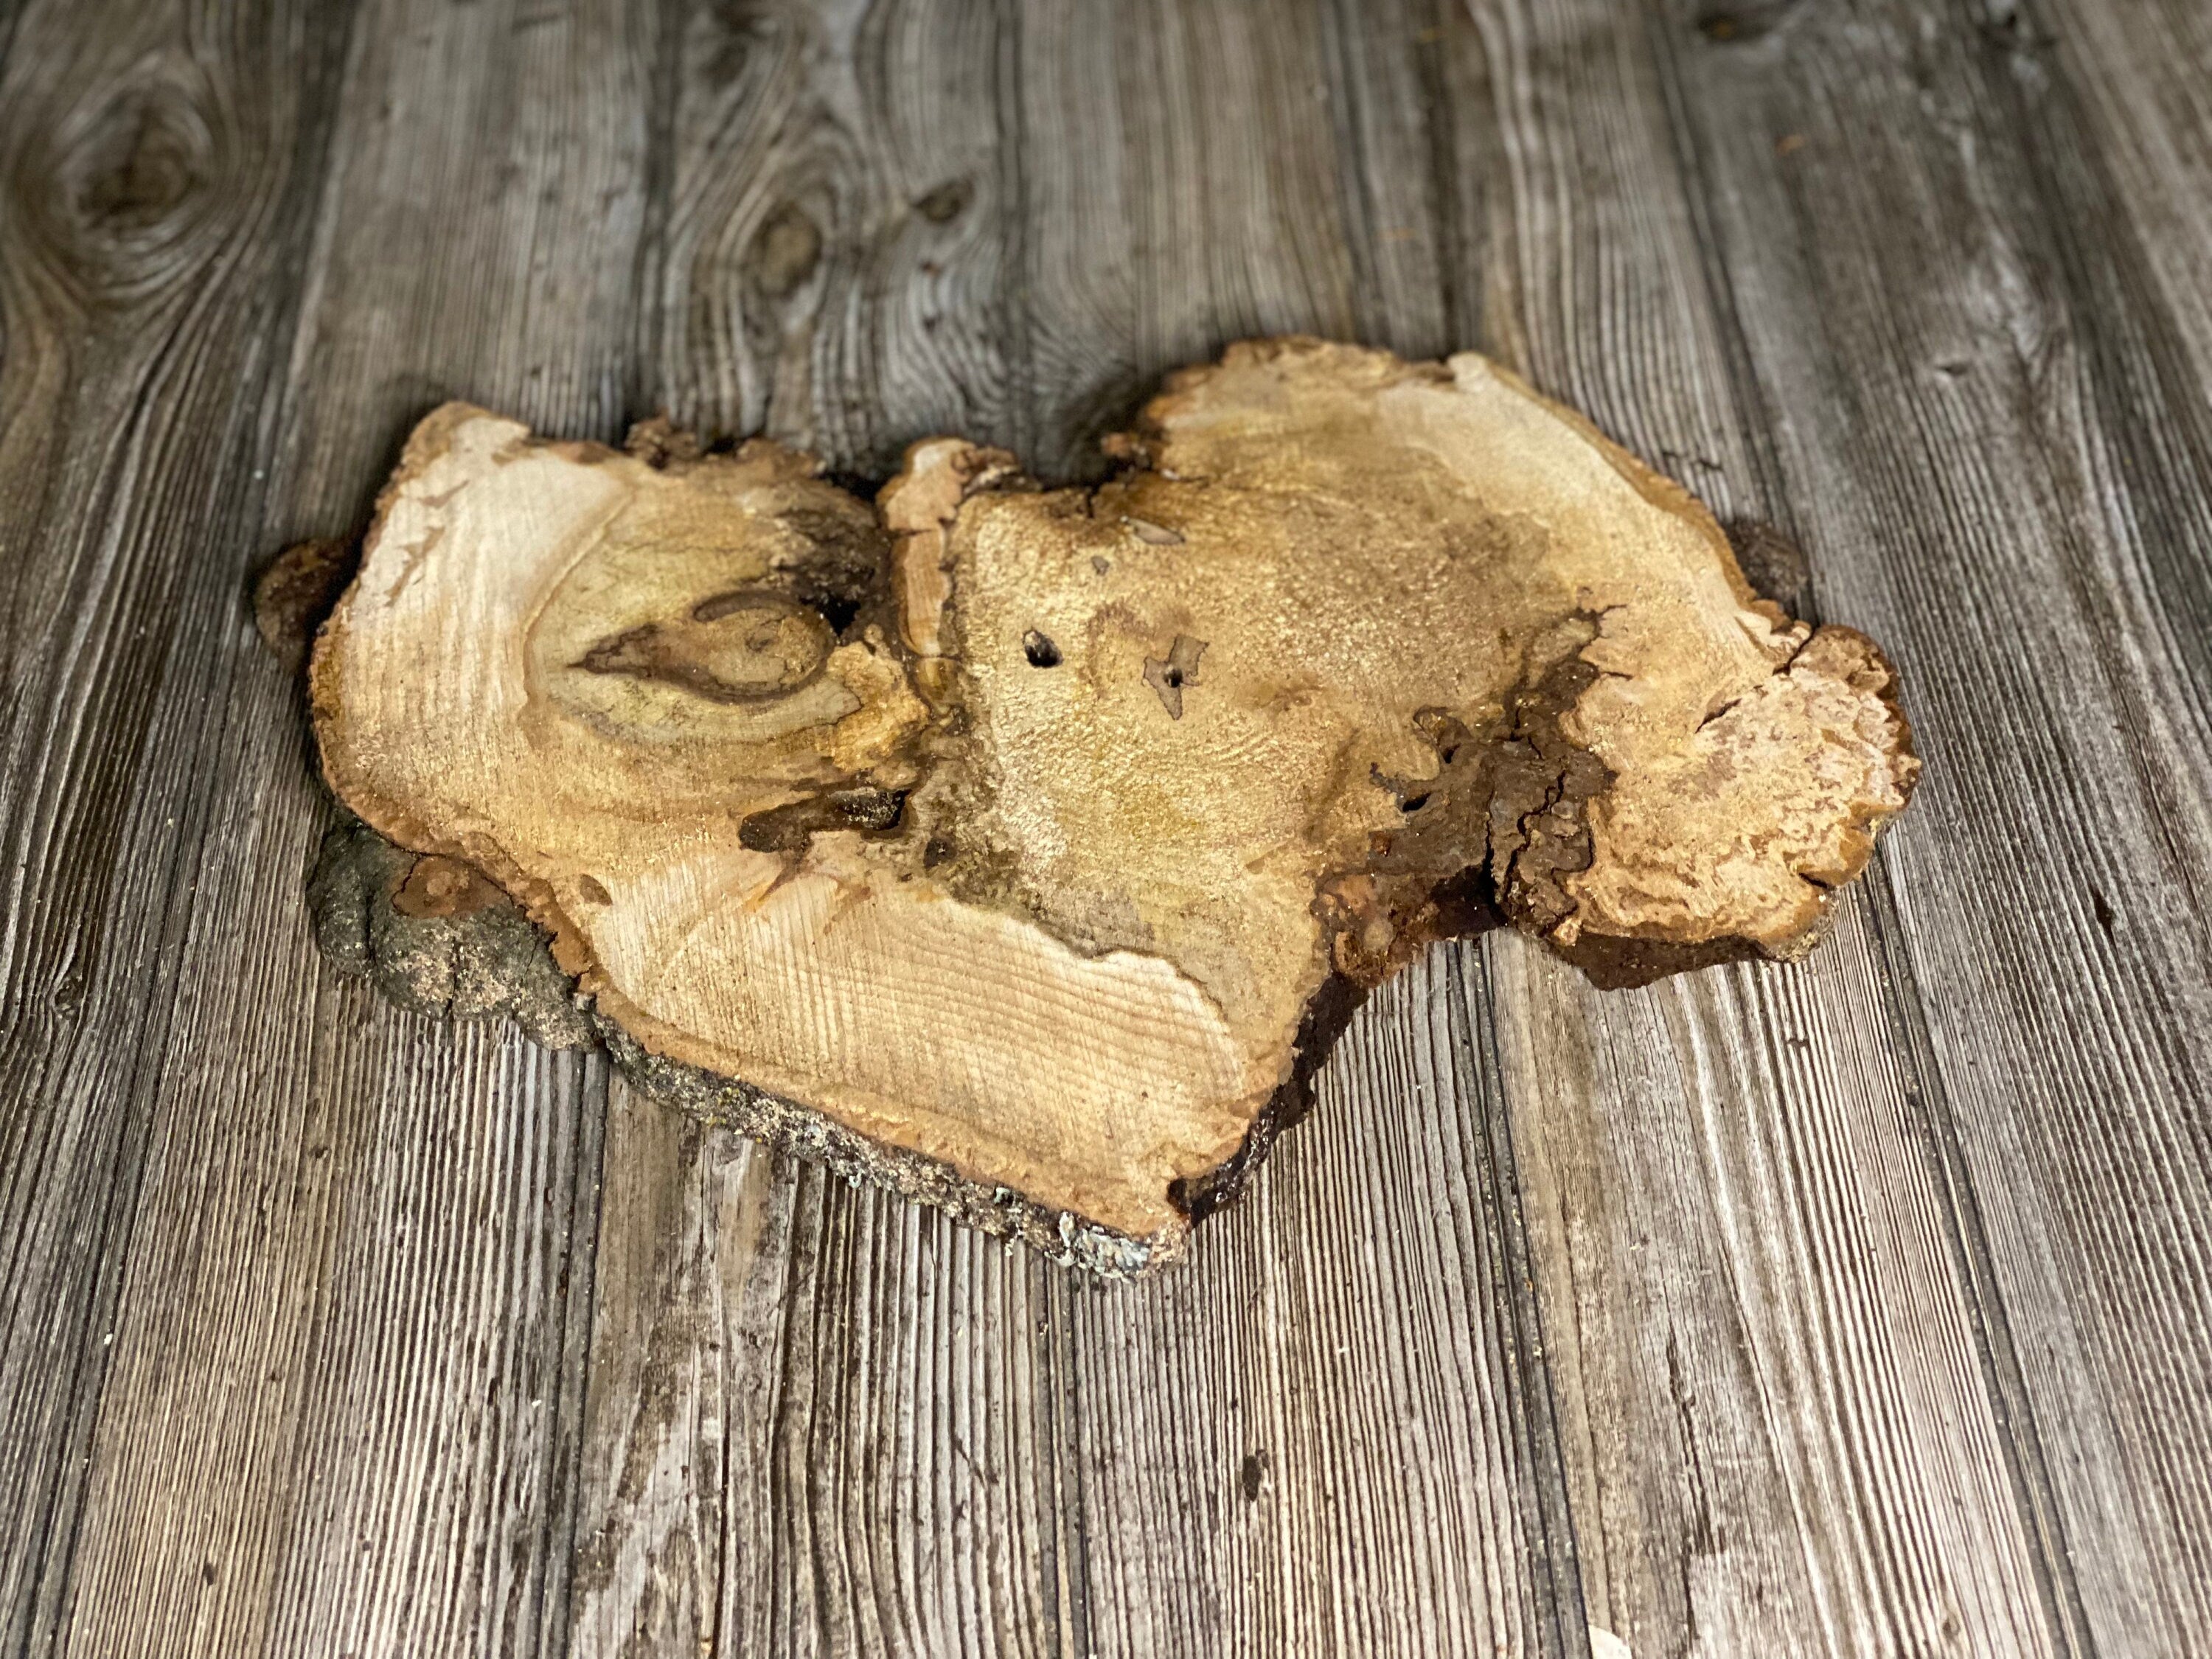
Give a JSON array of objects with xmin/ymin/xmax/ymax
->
[{"xmin": 308, "ymin": 338, "xmax": 1916, "ymax": 1267}]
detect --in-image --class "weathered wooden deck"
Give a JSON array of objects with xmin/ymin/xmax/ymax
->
[{"xmin": 4, "ymin": 1, "xmax": 2209, "ymax": 1654}]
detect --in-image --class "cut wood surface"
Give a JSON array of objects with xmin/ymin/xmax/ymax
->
[
  {"xmin": 311, "ymin": 341, "xmax": 1913, "ymax": 1263},
  {"xmin": 1, "ymin": 0, "xmax": 2207, "ymax": 1656}
]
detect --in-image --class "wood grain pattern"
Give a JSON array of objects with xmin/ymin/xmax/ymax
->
[
  {"xmin": 1, "ymin": 0, "xmax": 2209, "ymax": 1653},
  {"xmin": 569, "ymin": 1082, "xmax": 1084, "ymax": 1658},
  {"xmin": 0, "ymin": 1, "xmax": 358, "ymax": 1649},
  {"xmin": 582, "ymin": 6, "xmax": 1592, "ymax": 1652},
  {"xmin": 4, "ymin": 1, "xmax": 653, "ymax": 1655},
  {"xmin": 1427, "ymin": 4, "xmax": 2077, "ymax": 1655},
  {"xmin": 119, "ymin": 0, "xmax": 661, "ymax": 1641},
  {"xmin": 1658, "ymin": 2, "xmax": 2212, "ymax": 1651},
  {"xmin": 563, "ymin": 11, "xmax": 1101, "ymax": 1652},
  {"xmin": 647, "ymin": 0, "xmax": 1019, "ymax": 476},
  {"xmin": 1068, "ymin": 952, "xmax": 1587, "ymax": 1659}
]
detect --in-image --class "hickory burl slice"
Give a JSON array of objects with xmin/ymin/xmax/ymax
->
[{"xmin": 310, "ymin": 338, "xmax": 1916, "ymax": 1269}]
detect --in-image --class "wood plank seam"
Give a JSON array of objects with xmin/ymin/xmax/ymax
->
[
  {"xmin": 1311, "ymin": 11, "xmax": 1597, "ymax": 1649},
  {"xmin": 1860, "ymin": 860, "xmax": 2096, "ymax": 1659},
  {"xmin": 988, "ymin": 0, "xmax": 1037, "ymax": 465},
  {"xmin": 1044, "ymin": 1277, "xmax": 1093, "ymax": 1659},
  {"xmin": 197, "ymin": 2, "xmax": 650, "ymax": 1650},
  {"xmin": 1411, "ymin": 0, "xmax": 1474, "ymax": 352},
  {"xmin": 526, "ymin": 1051, "xmax": 612, "ymax": 1659},
  {"xmin": 2000, "ymin": 0, "xmax": 2212, "ymax": 830},
  {"xmin": 624, "ymin": 0, "xmax": 689, "ymax": 433}
]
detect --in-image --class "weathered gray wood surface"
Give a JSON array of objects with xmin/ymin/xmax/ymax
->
[{"xmin": 1, "ymin": 1, "xmax": 2205, "ymax": 1655}]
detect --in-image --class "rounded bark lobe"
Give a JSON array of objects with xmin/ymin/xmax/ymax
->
[
  {"xmin": 254, "ymin": 537, "xmax": 359, "ymax": 669},
  {"xmin": 308, "ymin": 338, "xmax": 1918, "ymax": 1268}
]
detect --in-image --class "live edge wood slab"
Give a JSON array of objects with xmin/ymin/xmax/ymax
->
[{"xmin": 307, "ymin": 338, "xmax": 1917, "ymax": 1274}]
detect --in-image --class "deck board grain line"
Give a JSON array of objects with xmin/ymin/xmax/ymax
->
[
  {"xmin": 1063, "ymin": 954, "xmax": 1579, "ymax": 1659},
  {"xmin": 1043, "ymin": 1276, "xmax": 1093, "ymax": 1659},
  {"xmin": 998, "ymin": 0, "xmax": 1141, "ymax": 484},
  {"xmin": 1655, "ymin": 0, "xmax": 2212, "ymax": 1646},
  {"xmin": 647, "ymin": 0, "xmax": 1020, "ymax": 474},
  {"xmin": 1012, "ymin": 6, "xmax": 1585, "ymax": 1650},
  {"xmin": 566, "ymin": 7, "xmax": 1085, "ymax": 1653},
  {"xmin": 987, "ymin": 0, "xmax": 1036, "ymax": 465},
  {"xmin": 0, "ymin": 0, "xmax": 363, "ymax": 1649},
  {"xmin": 1456, "ymin": 947, "xmax": 1592, "ymax": 1659},
  {"xmin": 624, "ymin": 0, "xmax": 690, "ymax": 428},
  {"xmin": 2000, "ymin": 0, "xmax": 2212, "ymax": 807},
  {"xmin": 565, "ymin": 1091, "xmax": 731, "ymax": 1658},
  {"xmin": 529, "ymin": 1052, "xmax": 611, "ymax": 1659},
  {"xmin": 1860, "ymin": 859, "xmax": 2096, "ymax": 1659},
  {"xmin": 32, "ymin": 1, "xmax": 658, "ymax": 1654},
  {"xmin": 1435, "ymin": 1, "xmax": 2068, "ymax": 1652},
  {"xmin": 1313, "ymin": 0, "xmax": 1453, "ymax": 360},
  {"xmin": 2034, "ymin": 0, "xmax": 2212, "ymax": 568},
  {"xmin": 1640, "ymin": 7, "xmax": 2093, "ymax": 1649}
]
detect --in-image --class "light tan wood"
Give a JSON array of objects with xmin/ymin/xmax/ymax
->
[{"xmin": 310, "ymin": 339, "xmax": 1914, "ymax": 1259}]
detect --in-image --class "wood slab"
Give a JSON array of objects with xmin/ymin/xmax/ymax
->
[{"xmin": 310, "ymin": 339, "xmax": 1914, "ymax": 1267}]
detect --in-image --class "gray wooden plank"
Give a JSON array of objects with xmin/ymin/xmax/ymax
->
[
  {"xmin": 1999, "ymin": 0, "xmax": 2212, "ymax": 760},
  {"xmin": 566, "ymin": 3, "xmax": 1590, "ymax": 1654},
  {"xmin": 1069, "ymin": 955, "xmax": 1585, "ymax": 1659},
  {"xmin": 8, "ymin": 3, "xmax": 2202, "ymax": 1656},
  {"xmin": 643, "ymin": 0, "xmax": 1020, "ymax": 476},
  {"xmin": 0, "ymin": 0, "xmax": 359, "ymax": 1650},
  {"xmin": 28, "ymin": 0, "xmax": 657, "ymax": 1654},
  {"xmin": 1647, "ymin": 0, "xmax": 2212, "ymax": 1650},
  {"xmin": 1009, "ymin": 0, "xmax": 1367, "ymax": 481},
  {"xmin": 568, "ymin": 1084, "xmax": 1079, "ymax": 1659},
  {"xmin": 1489, "ymin": 920, "xmax": 2062, "ymax": 1658},
  {"xmin": 1416, "ymin": 1, "xmax": 2073, "ymax": 1653},
  {"xmin": 2037, "ymin": 0, "xmax": 2212, "ymax": 454},
  {"xmin": 1006, "ymin": 4, "xmax": 1585, "ymax": 1652},
  {"xmin": 566, "ymin": 990, "xmax": 1583, "ymax": 1659},
  {"xmin": 566, "ymin": 4, "xmax": 1085, "ymax": 1655}
]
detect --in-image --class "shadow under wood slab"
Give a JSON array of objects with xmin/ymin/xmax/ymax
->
[{"xmin": 303, "ymin": 338, "xmax": 1916, "ymax": 1272}]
